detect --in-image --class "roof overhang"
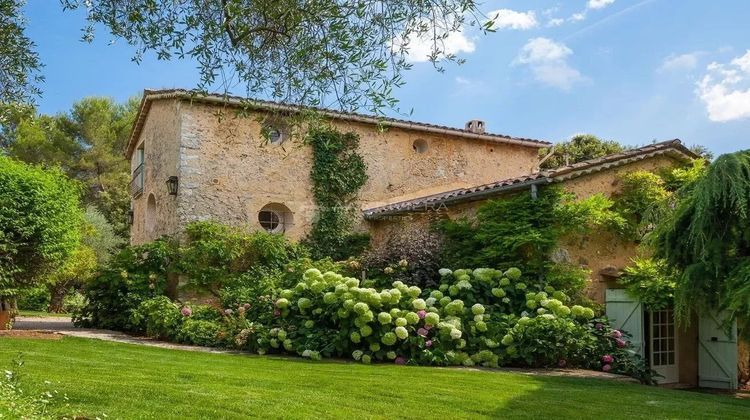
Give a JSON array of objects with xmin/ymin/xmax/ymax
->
[{"xmin": 363, "ymin": 139, "xmax": 699, "ymax": 219}]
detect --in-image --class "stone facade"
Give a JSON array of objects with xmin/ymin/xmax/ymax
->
[{"xmin": 128, "ymin": 95, "xmax": 544, "ymax": 244}]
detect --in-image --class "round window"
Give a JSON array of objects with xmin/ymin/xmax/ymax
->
[
  {"xmin": 413, "ymin": 138, "xmax": 428, "ymax": 153},
  {"xmin": 258, "ymin": 210, "xmax": 281, "ymax": 232}
]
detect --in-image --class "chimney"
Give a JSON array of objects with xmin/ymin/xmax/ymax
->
[{"xmin": 465, "ymin": 119, "xmax": 486, "ymax": 134}]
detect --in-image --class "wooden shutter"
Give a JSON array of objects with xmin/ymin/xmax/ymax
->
[
  {"xmin": 698, "ymin": 311, "xmax": 738, "ymax": 389},
  {"xmin": 605, "ymin": 289, "xmax": 644, "ymax": 356}
]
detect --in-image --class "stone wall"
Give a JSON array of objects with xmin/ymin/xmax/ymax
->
[
  {"xmin": 166, "ymin": 101, "xmax": 541, "ymax": 242},
  {"xmin": 130, "ymin": 100, "xmax": 181, "ymax": 244}
]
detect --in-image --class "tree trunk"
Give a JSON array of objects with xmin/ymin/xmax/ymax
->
[{"xmin": 47, "ymin": 284, "xmax": 67, "ymax": 313}]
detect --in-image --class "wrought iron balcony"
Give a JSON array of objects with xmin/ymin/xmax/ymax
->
[{"xmin": 130, "ymin": 163, "xmax": 144, "ymax": 197}]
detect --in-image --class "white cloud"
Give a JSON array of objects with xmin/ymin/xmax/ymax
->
[
  {"xmin": 696, "ymin": 50, "xmax": 750, "ymax": 122},
  {"xmin": 455, "ymin": 76, "xmax": 471, "ymax": 85},
  {"xmin": 547, "ymin": 18, "xmax": 565, "ymax": 27},
  {"xmin": 658, "ymin": 52, "xmax": 701, "ymax": 73},
  {"xmin": 588, "ymin": 0, "xmax": 616, "ymax": 9},
  {"xmin": 394, "ymin": 26, "xmax": 475, "ymax": 63},
  {"xmin": 515, "ymin": 38, "xmax": 585, "ymax": 90},
  {"xmin": 487, "ymin": 9, "xmax": 538, "ymax": 30},
  {"xmin": 570, "ymin": 12, "xmax": 587, "ymax": 22}
]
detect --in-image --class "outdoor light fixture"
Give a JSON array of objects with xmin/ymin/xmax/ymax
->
[
  {"xmin": 166, "ymin": 176, "xmax": 179, "ymax": 195},
  {"xmin": 128, "ymin": 209, "xmax": 134, "ymax": 225}
]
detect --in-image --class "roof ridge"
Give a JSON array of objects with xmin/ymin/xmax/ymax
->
[{"xmin": 124, "ymin": 88, "xmax": 551, "ymax": 157}]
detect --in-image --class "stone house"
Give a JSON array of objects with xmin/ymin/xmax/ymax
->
[{"xmin": 125, "ymin": 89, "xmax": 738, "ymax": 389}]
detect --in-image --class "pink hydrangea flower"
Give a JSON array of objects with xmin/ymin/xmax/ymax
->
[
  {"xmin": 602, "ymin": 364, "xmax": 612, "ymax": 372},
  {"xmin": 602, "ymin": 354, "xmax": 614, "ymax": 364},
  {"xmin": 417, "ymin": 310, "xmax": 427, "ymax": 319},
  {"xmin": 224, "ymin": 309, "xmax": 234, "ymax": 316},
  {"xmin": 612, "ymin": 330, "xmax": 622, "ymax": 338},
  {"xmin": 180, "ymin": 306, "xmax": 192, "ymax": 317},
  {"xmin": 417, "ymin": 328, "xmax": 429, "ymax": 337},
  {"xmin": 425, "ymin": 340, "xmax": 433, "ymax": 348},
  {"xmin": 394, "ymin": 356, "xmax": 407, "ymax": 365},
  {"xmin": 243, "ymin": 303, "xmax": 251, "ymax": 310},
  {"xmin": 615, "ymin": 338, "xmax": 626, "ymax": 348},
  {"xmin": 424, "ymin": 324, "xmax": 432, "ymax": 331},
  {"xmin": 595, "ymin": 323, "xmax": 604, "ymax": 330},
  {"xmin": 273, "ymin": 309, "xmax": 281, "ymax": 317},
  {"xmin": 558, "ymin": 359, "xmax": 567, "ymax": 368}
]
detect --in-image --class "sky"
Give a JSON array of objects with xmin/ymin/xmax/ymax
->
[{"xmin": 22, "ymin": 0, "xmax": 750, "ymax": 155}]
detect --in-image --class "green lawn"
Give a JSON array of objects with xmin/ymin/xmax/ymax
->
[
  {"xmin": 0, "ymin": 337, "xmax": 748, "ymax": 419},
  {"xmin": 16, "ymin": 310, "xmax": 72, "ymax": 318}
]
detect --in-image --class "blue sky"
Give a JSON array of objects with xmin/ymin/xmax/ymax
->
[{"xmin": 23, "ymin": 0, "xmax": 750, "ymax": 155}]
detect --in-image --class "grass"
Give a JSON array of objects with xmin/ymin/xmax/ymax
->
[
  {"xmin": 16, "ymin": 310, "xmax": 72, "ymax": 318},
  {"xmin": 0, "ymin": 337, "xmax": 748, "ymax": 419}
]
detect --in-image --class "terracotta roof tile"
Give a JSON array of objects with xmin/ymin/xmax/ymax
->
[{"xmin": 363, "ymin": 139, "xmax": 698, "ymax": 219}]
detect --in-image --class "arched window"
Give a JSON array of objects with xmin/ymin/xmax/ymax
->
[
  {"xmin": 146, "ymin": 194, "xmax": 157, "ymax": 233},
  {"xmin": 258, "ymin": 203, "xmax": 293, "ymax": 233}
]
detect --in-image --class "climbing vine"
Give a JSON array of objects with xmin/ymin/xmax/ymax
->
[{"xmin": 304, "ymin": 127, "xmax": 369, "ymax": 260}]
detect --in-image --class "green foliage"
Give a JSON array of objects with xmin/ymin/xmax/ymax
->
[
  {"xmin": 437, "ymin": 187, "xmax": 621, "ymax": 298},
  {"xmin": 73, "ymin": 239, "xmax": 177, "ymax": 331},
  {"xmin": 128, "ymin": 265, "xmax": 652, "ymax": 381},
  {"xmin": 539, "ymin": 134, "xmax": 625, "ymax": 169},
  {"xmin": 0, "ymin": 0, "xmax": 43, "ymax": 117},
  {"xmin": 655, "ymin": 150, "xmax": 750, "ymax": 323},
  {"xmin": 304, "ymin": 127, "xmax": 369, "ymax": 260},
  {"xmin": 0, "ymin": 156, "xmax": 82, "ymax": 289},
  {"xmin": 617, "ymin": 258, "xmax": 677, "ymax": 310},
  {"xmin": 15, "ymin": 286, "xmax": 48, "ymax": 311},
  {"xmin": 5, "ymin": 97, "xmax": 139, "ymax": 237},
  {"xmin": 131, "ymin": 296, "xmax": 182, "ymax": 340},
  {"xmin": 82, "ymin": 206, "xmax": 125, "ymax": 265},
  {"xmin": 179, "ymin": 221, "xmax": 307, "ymax": 293},
  {"xmin": 614, "ymin": 171, "xmax": 671, "ymax": 240},
  {"xmin": 61, "ymin": 0, "xmax": 489, "ymax": 113}
]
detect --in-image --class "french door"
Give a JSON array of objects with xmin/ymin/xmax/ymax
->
[{"xmin": 649, "ymin": 309, "xmax": 678, "ymax": 383}]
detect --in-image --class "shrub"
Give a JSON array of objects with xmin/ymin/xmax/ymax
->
[
  {"xmin": 617, "ymin": 258, "xmax": 677, "ymax": 310},
  {"xmin": 506, "ymin": 316, "xmax": 595, "ymax": 367},
  {"xmin": 131, "ymin": 296, "xmax": 182, "ymax": 340},
  {"xmin": 0, "ymin": 156, "xmax": 83, "ymax": 289},
  {"xmin": 362, "ymin": 223, "xmax": 443, "ymax": 289},
  {"xmin": 178, "ymin": 318, "xmax": 222, "ymax": 347},
  {"xmin": 73, "ymin": 239, "xmax": 176, "ymax": 331},
  {"xmin": 15, "ymin": 286, "xmax": 49, "ymax": 311}
]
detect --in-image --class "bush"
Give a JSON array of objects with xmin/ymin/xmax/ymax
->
[
  {"xmin": 15, "ymin": 286, "xmax": 49, "ymax": 311},
  {"xmin": 131, "ymin": 296, "xmax": 182, "ymax": 340},
  {"xmin": 0, "ymin": 156, "xmax": 83, "ymax": 289},
  {"xmin": 362, "ymin": 223, "xmax": 443, "ymax": 289},
  {"xmin": 73, "ymin": 239, "xmax": 176, "ymax": 331},
  {"xmin": 178, "ymin": 318, "xmax": 222, "ymax": 347}
]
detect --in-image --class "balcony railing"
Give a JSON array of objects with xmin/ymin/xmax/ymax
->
[{"xmin": 130, "ymin": 163, "xmax": 144, "ymax": 197}]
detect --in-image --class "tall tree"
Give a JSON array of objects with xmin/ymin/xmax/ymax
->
[
  {"xmin": 6, "ymin": 96, "xmax": 139, "ymax": 236},
  {"xmin": 540, "ymin": 134, "xmax": 626, "ymax": 170},
  {"xmin": 654, "ymin": 150, "xmax": 750, "ymax": 324},
  {"xmin": 60, "ymin": 0, "xmax": 491, "ymax": 113},
  {"xmin": 0, "ymin": 0, "xmax": 43, "ymax": 122}
]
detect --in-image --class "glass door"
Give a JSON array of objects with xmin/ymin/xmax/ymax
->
[{"xmin": 650, "ymin": 309, "xmax": 678, "ymax": 383}]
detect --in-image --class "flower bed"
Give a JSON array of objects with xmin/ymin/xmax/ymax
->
[{"xmin": 130, "ymin": 266, "xmax": 656, "ymax": 383}]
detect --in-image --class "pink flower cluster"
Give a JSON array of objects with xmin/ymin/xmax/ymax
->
[
  {"xmin": 394, "ymin": 357, "xmax": 407, "ymax": 365},
  {"xmin": 417, "ymin": 310, "xmax": 427, "ymax": 319},
  {"xmin": 180, "ymin": 306, "xmax": 192, "ymax": 317},
  {"xmin": 601, "ymin": 354, "xmax": 614, "ymax": 372}
]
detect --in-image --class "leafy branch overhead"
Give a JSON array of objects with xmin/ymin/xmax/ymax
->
[{"xmin": 61, "ymin": 0, "xmax": 491, "ymax": 114}]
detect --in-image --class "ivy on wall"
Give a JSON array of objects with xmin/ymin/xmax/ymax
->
[{"xmin": 304, "ymin": 127, "xmax": 369, "ymax": 260}]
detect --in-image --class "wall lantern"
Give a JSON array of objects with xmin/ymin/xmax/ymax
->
[
  {"xmin": 128, "ymin": 209, "xmax": 134, "ymax": 225},
  {"xmin": 166, "ymin": 176, "xmax": 179, "ymax": 195}
]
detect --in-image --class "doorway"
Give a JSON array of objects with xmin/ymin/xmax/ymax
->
[{"xmin": 649, "ymin": 309, "xmax": 678, "ymax": 383}]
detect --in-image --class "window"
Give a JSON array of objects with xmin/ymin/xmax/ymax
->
[
  {"xmin": 258, "ymin": 203, "xmax": 293, "ymax": 233},
  {"xmin": 413, "ymin": 138, "xmax": 428, "ymax": 153},
  {"xmin": 131, "ymin": 145, "xmax": 145, "ymax": 197},
  {"xmin": 258, "ymin": 209, "xmax": 281, "ymax": 231}
]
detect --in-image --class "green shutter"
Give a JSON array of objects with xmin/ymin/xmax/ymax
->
[
  {"xmin": 698, "ymin": 311, "xmax": 738, "ymax": 389},
  {"xmin": 605, "ymin": 289, "xmax": 644, "ymax": 356}
]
